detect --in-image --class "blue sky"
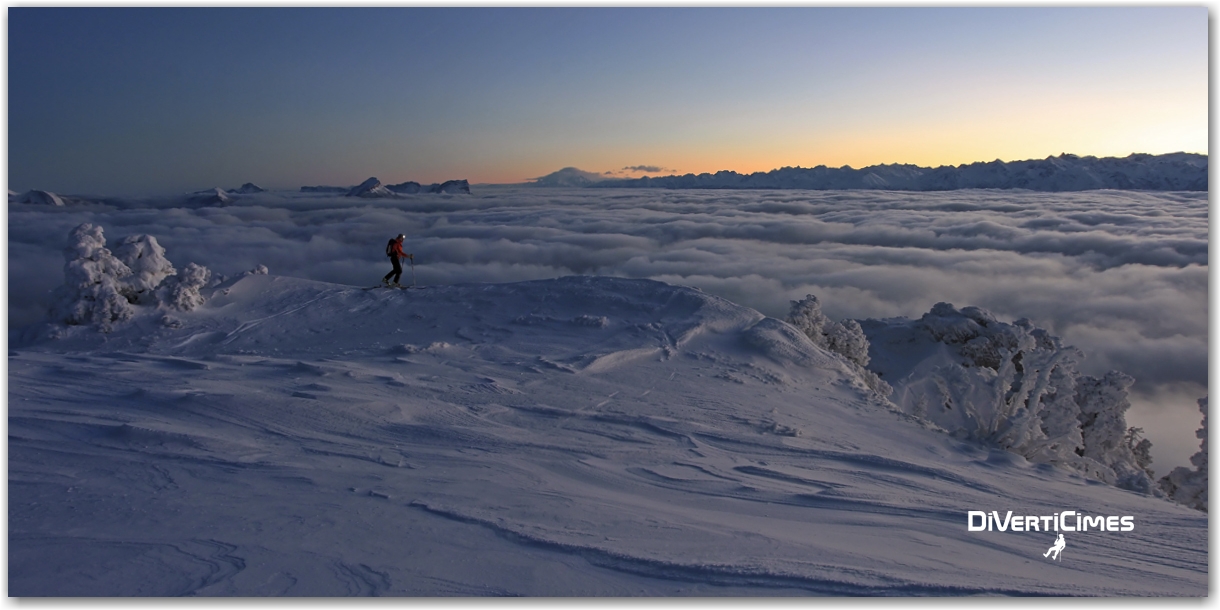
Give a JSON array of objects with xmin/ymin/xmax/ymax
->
[{"xmin": 8, "ymin": 7, "xmax": 1208, "ymax": 195}]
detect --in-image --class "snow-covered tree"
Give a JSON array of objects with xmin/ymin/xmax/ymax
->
[
  {"xmin": 156, "ymin": 262, "xmax": 212, "ymax": 312},
  {"xmin": 1075, "ymin": 372, "xmax": 1156, "ymax": 494},
  {"xmin": 113, "ymin": 234, "xmax": 176, "ymax": 303},
  {"xmin": 1125, "ymin": 427, "xmax": 1155, "ymax": 478},
  {"xmin": 787, "ymin": 294, "xmax": 888, "ymax": 394},
  {"xmin": 787, "ymin": 295, "xmax": 870, "ymax": 367},
  {"xmin": 50, "ymin": 224, "xmax": 136, "ymax": 332},
  {"xmin": 48, "ymin": 224, "xmax": 217, "ymax": 331},
  {"xmin": 1159, "ymin": 397, "xmax": 1208, "ymax": 512},
  {"xmin": 860, "ymin": 301, "xmax": 1157, "ymax": 494}
]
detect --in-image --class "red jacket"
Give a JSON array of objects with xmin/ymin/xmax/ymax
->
[{"xmin": 388, "ymin": 239, "xmax": 409, "ymax": 259}]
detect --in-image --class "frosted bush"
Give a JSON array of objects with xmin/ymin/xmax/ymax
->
[
  {"xmin": 863, "ymin": 301, "xmax": 1158, "ymax": 494},
  {"xmin": 113, "ymin": 234, "xmax": 176, "ymax": 302},
  {"xmin": 1125, "ymin": 428, "xmax": 1155, "ymax": 478},
  {"xmin": 48, "ymin": 224, "xmax": 217, "ymax": 331},
  {"xmin": 1074, "ymin": 372, "xmax": 1156, "ymax": 493},
  {"xmin": 1159, "ymin": 398, "xmax": 1208, "ymax": 511},
  {"xmin": 787, "ymin": 295, "xmax": 870, "ymax": 367},
  {"xmin": 157, "ymin": 263, "xmax": 213, "ymax": 312},
  {"xmin": 786, "ymin": 295, "xmax": 888, "ymax": 395},
  {"xmin": 50, "ymin": 224, "xmax": 135, "ymax": 332}
]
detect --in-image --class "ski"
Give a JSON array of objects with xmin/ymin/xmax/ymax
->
[{"xmin": 363, "ymin": 284, "xmax": 423, "ymax": 291}]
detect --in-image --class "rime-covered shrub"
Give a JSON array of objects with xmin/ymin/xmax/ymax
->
[
  {"xmin": 50, "ymin": 224, "xmax": 136, "ymax": 332},
  {"xmin": 786, "ymin": 294, "xmax": 889, "ymax": 395},
  {"xmin": 1125, "ymin": 428, "xmax": 1155, "ymax": 479},
  {"xmin": 1159, "ymin": 398, "xmax": 1208, "ymax": 512},
  {"xmin": 113, "ymin": 234, "xmax": 176, "ymax": 302},
  {"xmin": 860, "ymin": 301, "xmax": 1157, "ymax": 495},
  {"xmin": 787, "ymin": 295, "xmax": 870, "ymax": 367},
  {"xmin": 157, "ymin": 263, "xmax": 213, "ymax": 312},
  {"xmin": 1075, "ymin": 372, "xmax": 1156, "ymax": 494},
  {"xmin": 48, "ymin": 224, "xmax": 218, "ymax": 331}
]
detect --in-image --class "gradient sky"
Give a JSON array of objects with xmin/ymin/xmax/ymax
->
[{"xmin": 8, "ymin": 7, "xmax": 1208, "ymax": 196}]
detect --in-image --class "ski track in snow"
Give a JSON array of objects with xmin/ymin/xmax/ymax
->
[{"xmin": 8, "ymin": 275, "xmax": 1206, "ymax": 596}]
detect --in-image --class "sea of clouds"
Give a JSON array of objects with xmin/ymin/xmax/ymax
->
[{"xmin": 8, "ymin": 186, "xmax": 1207, "ymax": 472}]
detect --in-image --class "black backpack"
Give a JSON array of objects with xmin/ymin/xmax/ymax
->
[{"xmin": 386, "ymin": 239, "xmax": 396, "ymax": 257}]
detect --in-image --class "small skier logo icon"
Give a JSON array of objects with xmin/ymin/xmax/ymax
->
[{"xmin": 1043, "ymin": 533, "xmax": 1066, "ymax": 561}]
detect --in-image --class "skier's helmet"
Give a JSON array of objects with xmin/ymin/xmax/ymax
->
[{"xmin": 397, "ymin": 234, "xmax": 405, "ymax": 241}]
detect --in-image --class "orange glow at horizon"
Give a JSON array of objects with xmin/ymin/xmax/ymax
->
[{"xmin": 497, "ymin": 100, "xmax": 1207, "ymax": 183}]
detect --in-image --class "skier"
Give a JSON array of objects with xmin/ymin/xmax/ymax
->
[{"xmin": 383, "ymin": 234, "xmax": 412, "ymax": 287}]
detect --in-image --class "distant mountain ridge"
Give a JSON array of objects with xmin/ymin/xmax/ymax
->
[{"xmin": 581, "ymin": 153, "xmax": 1207, "ymax": 192}]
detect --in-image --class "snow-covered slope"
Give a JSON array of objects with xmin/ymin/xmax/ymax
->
[{"xmin": 8, "ymin": 275, "xmax": 1206, "ymax": 596}]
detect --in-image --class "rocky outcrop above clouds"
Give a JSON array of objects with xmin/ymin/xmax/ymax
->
[
  {"xmin": 229, "ymin": 183, "xmax": 265, "ymax": 194},
  {"xmin": 387, "ymin": 179, "xmax": 471, "ymax": 194},
  {"xmin": 188, "ymin": 188, "xmax": 234, "ymax": 206},
  {"xmin": 346, "ymin": 177, "xmax": 398, "ymax": 198},
  {"xmin": 299, "ymin": 178, "xmax": 471, "ymax": 196}
]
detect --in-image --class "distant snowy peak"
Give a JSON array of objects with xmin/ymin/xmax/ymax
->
[
  {"xmin": 598, "ymin": 153, "xmax": 1207, "ymax": 191},
  {"xmin": 10, "ymin": 189, "xmax": 66, "ymax": 206},
  {"xmin": 188, "ymin": 187, "xmax": 233, "ymax": 206},
  {"xmin": 347, "ymin": 177, "xmax": 397, "ymax": 198},
  {"xmin": 529, "ymin": 167, "xmax": 612, "ymax": 187}
]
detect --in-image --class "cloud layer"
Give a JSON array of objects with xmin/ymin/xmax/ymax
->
[{"xmin": 8, "ymin": 186, "xmax": 1207, "ymax": 471}]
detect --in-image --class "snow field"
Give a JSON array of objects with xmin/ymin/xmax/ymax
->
[{"xmin": 8, "ymin": 274, "xmax": 1206, "ymax": 595}]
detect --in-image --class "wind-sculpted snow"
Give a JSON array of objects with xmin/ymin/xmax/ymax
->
[
  {"xmin": 6, "ymin": 186, "xmax": 1206, "ymax": 474},
  {"xmin": 8, "ymin": 275, "xmax": 1207, "ymax": 595}
]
